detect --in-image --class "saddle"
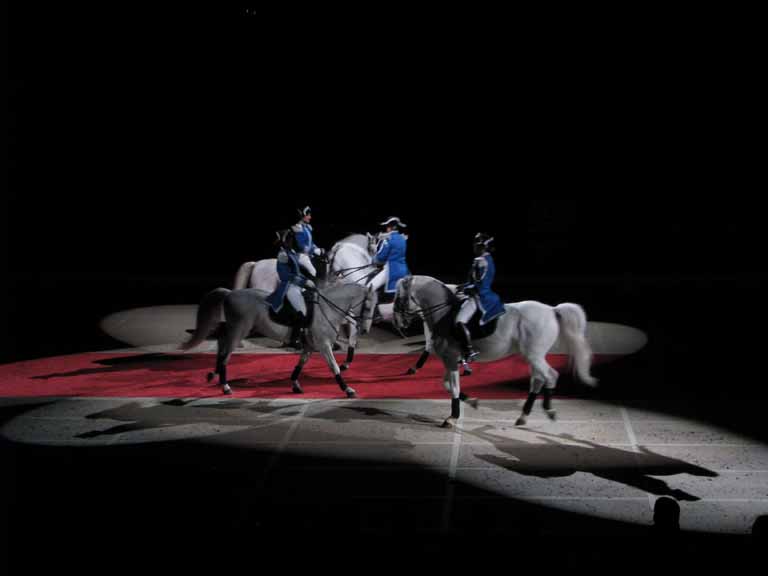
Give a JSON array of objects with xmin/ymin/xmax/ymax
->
[
  {"xmin": 450, "ymin": 300, "xmax": 499, "ymax": 340},
  {"xmin": 268, "ymin": 291, "xmax": 315, "ymax": 328}
]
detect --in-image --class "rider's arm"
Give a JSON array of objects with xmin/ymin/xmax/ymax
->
[
  {"xmin": 374, "ymin": 238, "xmax": 391, "ymax": 265},
  {"xmin": 471, "ymin": 257, "xmax": 488, "ymax": 284},
  {"xmin": 281, "ymin": 250, "xmax": 307, "ymax": 287}
]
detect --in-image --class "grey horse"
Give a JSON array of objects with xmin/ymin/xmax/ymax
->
[
  {"xmin": 231, "ymin": 233, "xmax": 377, "ymax": 370},
  {"xmin": 182, "ymin": 282, "xmax": 377, "ymax": 397},
  {"xmin": 327, "ymin": 234, "xmax": 472, "ymax": 376},
  {"xmin": 394, "ymin": 275, "xmax": 598, "ymax": 428}
]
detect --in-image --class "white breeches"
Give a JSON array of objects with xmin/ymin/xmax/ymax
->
[
  {"xmin": 298, "ymin": 253, "xmax": 316, "ymax": 277},
  {"xmin": 286, "ymin": 284, "xmax": 307, "ymax": 316},
  {"xmin": 369, "ymin": 264, "xmax": 389, "ymax": 292},
  {"xmin": 455, "ymin": 297, "xmax": 478, "ymax": 324}
]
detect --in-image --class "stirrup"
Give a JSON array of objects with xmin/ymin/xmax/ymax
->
[{"xmin": 464, "ymin": 349, "xmax": 479, "ymax": 363}]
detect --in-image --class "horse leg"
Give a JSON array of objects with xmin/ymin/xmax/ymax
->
[
  {"xmin": 442, "ymin": 369, "xmax": 462, "ymax": 428},
  {"xmin": 290, "ymin": 351, "xmax": 312, "ymax": 394},
  {"xmin": 341, "ymin": 323, "xmax": 356, "ymax": 372},
  {"xmin": 217, "ymin": 320, "xmax": 249, "ymax": 396},
  {"xmin": 531, "ymin": 358, "xmax": 559, "ymax": 421},
  {"xmin": 407, "ymin": 350, "xmax": 430, "ymax": 375},
  {"xmin": 542, "ymin": 387, "xmax": 556, "ymax": 421},
  {"xmin": 214, "ymin": 348, "xmax": 234, "ymax": 395},
  {"xmin": 542, "ymin": 364, "xmax": 560, "ymax": 421},
  {"xmin": 321, "ymin": 342, "xmax": 356, "ymax": 398},
  {"xmin": 516, "ymin": 377, "xmax": 543, "ymax": 426},
  {"xmin": 408, "ymin": 320, "xmax": 433, "ymax": 375}
]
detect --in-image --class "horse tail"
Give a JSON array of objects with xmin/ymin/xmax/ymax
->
[
  {"xmin": 233, "ymin": 261, "xmax": 256, "ymax": 290},
  {"xmin": 180, "ymin": 288, "xmax": 230, "ymax": 350},
  {"xmin": 554, "ymin": 303, "xmax": 598, "ymax": 387}
]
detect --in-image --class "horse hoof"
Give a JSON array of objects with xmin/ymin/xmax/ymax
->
[
  {"xmin": 292, "ymin": 382, "xmax": 303, "ymax": 394},
  {"xmin": 545, "ymin": 410, "xmax": 557, "ymax": 421},
  {"xmin": 207, "ymin": 372, "xmax": 215, "ymax": 383},
  {"xmin": 441, "ymin": 417, "xmax": 456, "ymax": 429},
  {"xmin": 345, "ymin": 388, "xmax": 357, "ymax": 398},
  {"xmin": 406, "ymin": 367, "xmax": 417, "ymax": 375},
  {"xmin": 223, "ymin": 386, "xmax": 232, "ymax": 395},
  {"xmin": 462, "ymin": 368, "xmax": 473, "ymax": 376},
  {"xmin": 340, "ymin": 363, "xmax": 349, "ymax": 372},
  {"xmin": 466, "ymin": 397, "xmax": 479, "ymax": 409},
  {"xmin": 515, "ymin": 416, "xmax": 527, "ymax": 426}
]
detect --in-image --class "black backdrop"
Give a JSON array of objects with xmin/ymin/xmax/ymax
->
[
  {"xmin": 6, "ymin": 6, "xmax": 766, "ymax": 427},
  {"xmin": 6, "ymin": 6, "xmax": 768, "ymax": 567}
]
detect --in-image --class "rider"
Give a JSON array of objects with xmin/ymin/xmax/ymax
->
[
  {"xmin": 266, "ymin": 228, "xmax": 315, "ymax": 349},
  {"xmin": 292, "ymin": 206, "xmax": 324, "ymax": 280},
  {"xmin": 455, "ymin": 233, "xmax": 506, "ymax": 362},
  {"xmin": 369, "ymin": 216, "xmax": 410, "ymax": 297}
]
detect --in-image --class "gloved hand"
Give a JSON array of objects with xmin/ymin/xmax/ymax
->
[
  {"xmin": 314, "ymin": 246, "xmax": 325, "ymax": 257},
  {"xmin": 304, "ymin": 279, "xmax": 316, "ymax": 291}
]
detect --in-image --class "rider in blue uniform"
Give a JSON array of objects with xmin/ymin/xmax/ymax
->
[
  {"xmin": 455, "ymin": 233, "xmax": 505, "ymax": 361},
  {"xmin": 266, "ymin": 228, "xmax": 314, "ymax": 349},
  {"xmin": 292, "ymin": 206, "xmax": 324, "ymax": 280},
  {"xmin": 370, "ymin": 216, "xmax": 410, "ymax": 295}
]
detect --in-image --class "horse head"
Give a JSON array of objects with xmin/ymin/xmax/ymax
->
[{"xmin": 365, "ymin": 232, "xmax": 379, "ymax": 256}]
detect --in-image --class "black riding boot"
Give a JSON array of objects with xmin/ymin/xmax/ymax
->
[
  {"xmin": 289, "ymin": 324, "xmax": 305, "ymax": 350},
  {"xmin": 457, "ymin": 323, "xmax": 479, "ymax": 362}
]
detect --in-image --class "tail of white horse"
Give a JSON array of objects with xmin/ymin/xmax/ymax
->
[
  {"xmin": 553, "ymin": 303, "xmax": 598, "ymax": 387},
  {"xmin": 180, "ymin": 288, "xmax": 231, "ymax": 350},
  {"xmin": 233, "ymin": 262, "xmax": 256, "ymax": 290}
]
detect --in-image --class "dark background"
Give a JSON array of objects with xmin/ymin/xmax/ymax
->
[
  {"xmin": 3, "ymin": 5, "xmax": 766, "ymax": 565},
  {"xmin": 7, "ymin": 5, "xmax": 764, "ymax": 398}
]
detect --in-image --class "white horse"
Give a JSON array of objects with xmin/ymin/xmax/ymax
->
[
  {"xmin": 393, "ymin": 275, "xmax": 598, "ymax": 428},
  {"xmin": 182, "ymin": 282, "xmax": 377, "ymax": 397},
  {"xmin": 232, "ymin": 234, "xmax": 376, "ymax": 369},
  {"xmin": 231, "ymin": 235, "xmax": 469, "ymax": 375},
  {"xmin": 325, "ymin": 233, "xmax": 381, "ymax": 367},
  {"xmin": 233, "ymin": 258, "xmax": 282, "ymax": 292},
  {"xmin": 326, "ymin": 234, "xmax": 472, "ymax": 376}
]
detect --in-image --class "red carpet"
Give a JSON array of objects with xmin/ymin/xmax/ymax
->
[{"xmin": 0, "ymin": 352, "xmax": 614, "ymax": 399}]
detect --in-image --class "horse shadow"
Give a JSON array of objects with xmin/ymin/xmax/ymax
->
[
  {"xmin": 29, "ymin": 353, "xmax": 214, "ymax": 380},
  {"xmin": 75, "ymin": 399, "xmax": 306, "ymax": 439},
  {"xmin": 304, "ymin": 404, "xmax": 443, "ymax": 427},
  {"xmin": 74, "ymin": 399, "xmax": 428, "ymax": 450},
  {"xmin": 465, "ymin": 425, "xmax": 718, "ymax": 501}
]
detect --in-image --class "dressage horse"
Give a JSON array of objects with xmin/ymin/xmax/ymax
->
[
  {"xmin": 327, "ymin": 234, "xmax": 471, "ymax": 376},
  {"xmin": 230, "ymin": 235, "xmax": 468, "ymax": 375},
  {"xmin": 230, "ymin": 234, "xmax": 375, "ymax": 370},
  {"xmin": 393, "ymin": 275, "xmax": 598, "ymax": 427},
  {"xmin": 182, "ymin": 282, "xmax": 377, "ymax": 397}
]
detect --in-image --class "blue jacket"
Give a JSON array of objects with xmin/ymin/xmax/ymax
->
[
  {"xmin": 293, "ymin": 222, "xmax": 318, "ymax": 255},
  {"xmin": 374, "ymin": 231, "xmax": 410, "ymax": 293},
  {"xmin": 266, "ymin": 247, "xmax": 306, "ymax": 312},
  {"xmin": 465, "ymin": 253, "xmax": 505, "ymax": 325}
]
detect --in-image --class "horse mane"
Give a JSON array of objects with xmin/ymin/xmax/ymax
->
[
  {"xmin": 321, "ymin": 281, "xmax": 366, "ymax": 299},
  {"xmin": 335, "ymin": 234, "xmax": 369, "ymax": 250},
  {"xmin": 410, "ymin": 275, "xmax": 458, "ymax": 304}
]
